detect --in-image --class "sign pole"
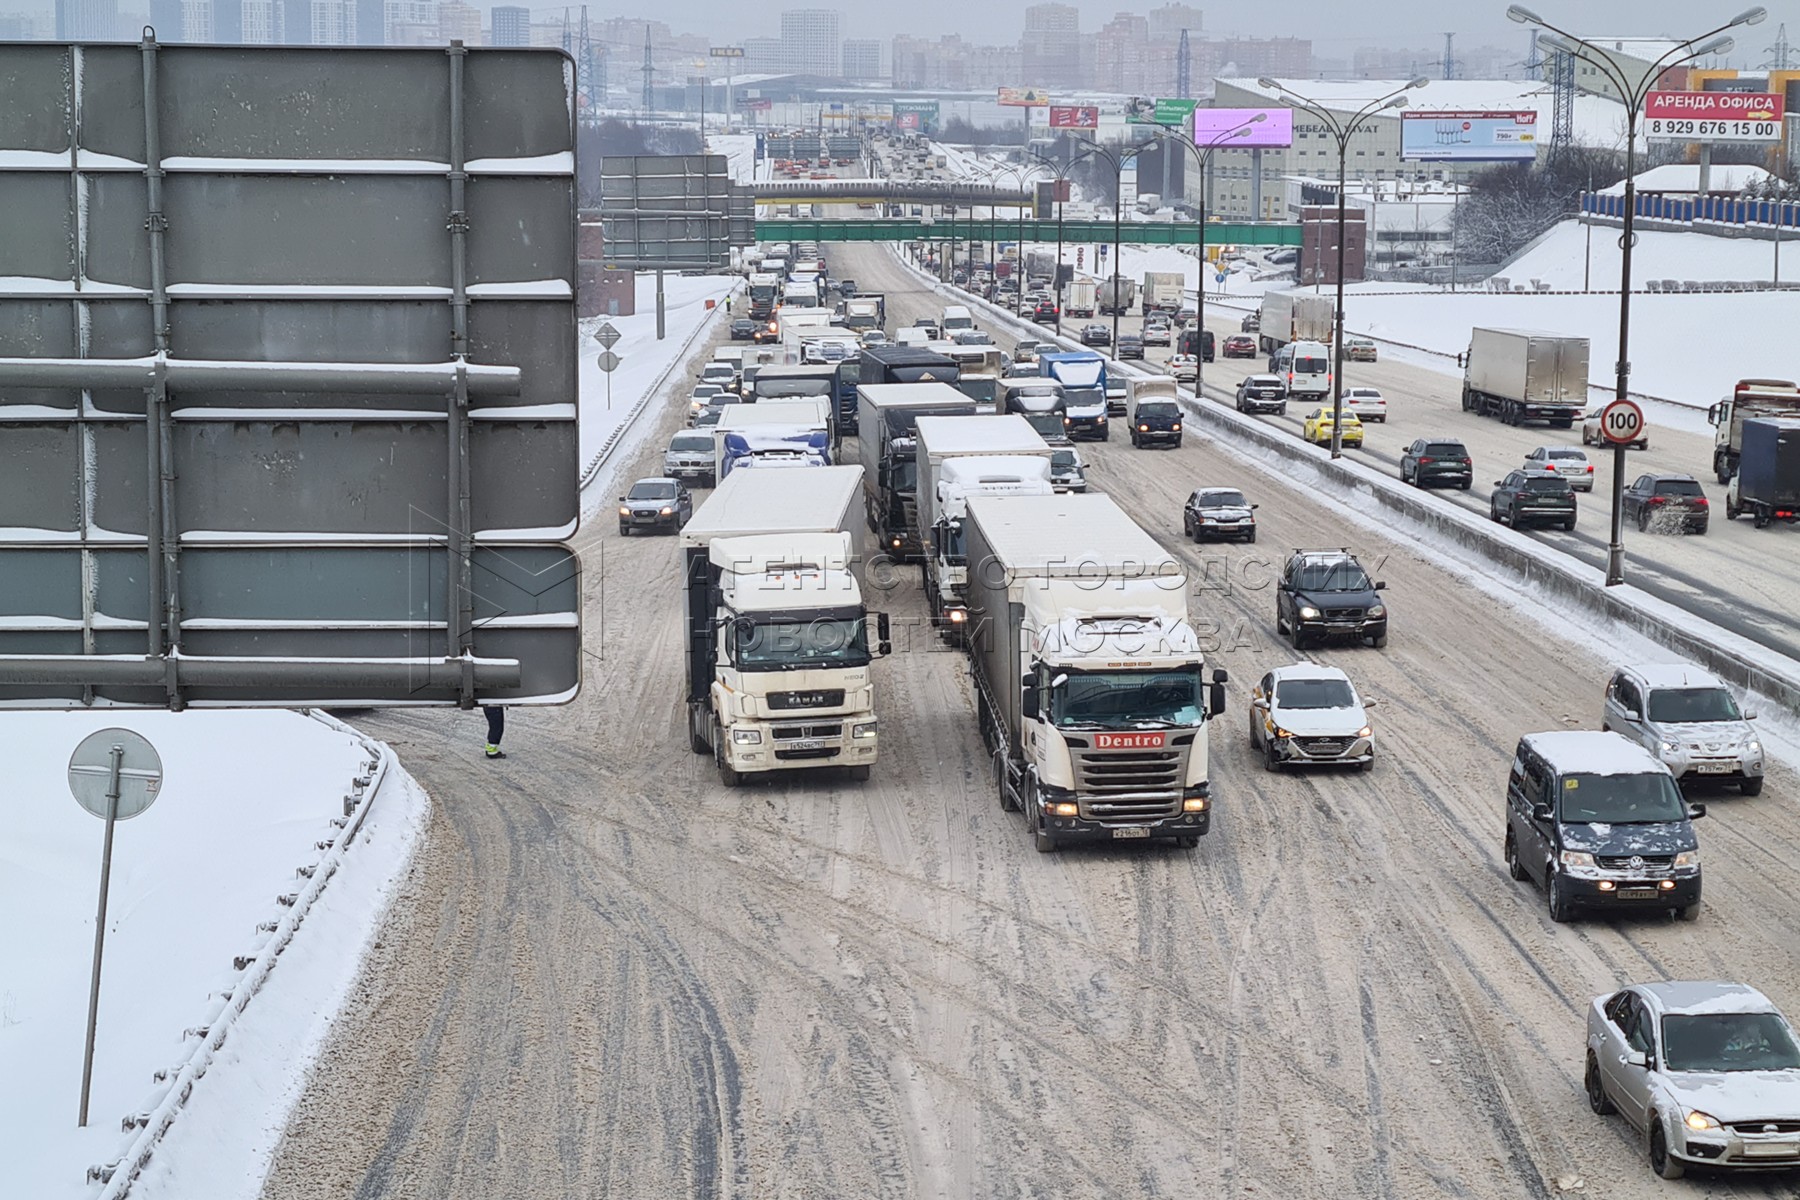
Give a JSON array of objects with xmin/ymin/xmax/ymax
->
[{"xmin": 77, "ymin": 742, "xmax": 124, "ymax": 1127}]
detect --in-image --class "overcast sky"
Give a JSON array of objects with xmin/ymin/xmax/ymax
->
[{"xmin": 625, "ymin": 0, "xmax": 1786, "ymax": 55}]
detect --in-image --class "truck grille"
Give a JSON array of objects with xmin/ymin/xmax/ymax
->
[
  {"xmin": 767, "ymin": 690, "xmax": 845, "ymax": 711},
  {"xmin": 1072, "ymin": 748, "xmax": 1184, "ymax": 820},
  {"xmin": 773, "ymin": 723, "xmax": 843, "ymax": 740}
]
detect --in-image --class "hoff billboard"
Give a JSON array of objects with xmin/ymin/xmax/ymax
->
[
  {"xmin": 1193, "ymin": 107, "xmax": 1293, "ymax": 148},
  {"xmin": 1645, "ymin": 91, "xmax": 1785, "ymax": 142},
  {"xmin": 1048, "ymin": 105, "xmax": 1100, "ymax": 129},
  {"xmin": 1400, "ymin": 111, "xmax": 1538, "ymax": 161},
  {"xmin": 997, "ymin": 87, "xmax": 1052, "ymax": 108}
]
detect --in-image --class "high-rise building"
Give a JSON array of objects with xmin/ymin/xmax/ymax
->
[
  {"xmin": 180, "ymin": 0, "xmax": 212, "ymax": 38},
  {"xmin": 436, "ymin": 0, "xmax": 479, "ymax": 44},
  {"xmin": 490, "ymin": 4, "xmax": 528, "ymax": 46},
  {"xmin": 780, "ymin": 8, "xmax": 840, "ymax": 77},
  {"xmin": 842, "ymin": 37, "xmax": 881, "ymax": 81},
  {"xmin": 56, "ymin": 0, "xmax": 119, "ymax": 38},
  {"xmin": 1020, "ymin": 3, "xmax": 1080, "ymax": 91},
  {"xmin": 0, "ymin": 12, "xmax": 39, "ymax": 36},
  {"xmin": 1094, "ymin": 12, "xmax": 1151, "ymax": 94},
  {"xmin": 740, "ymin": 36, "xmax": 787, "ymax": 75}
]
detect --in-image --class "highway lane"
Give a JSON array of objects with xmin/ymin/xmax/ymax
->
[{"xmin": 261, "ymin": 236, "xmax": 1800, "ymax": 1199}]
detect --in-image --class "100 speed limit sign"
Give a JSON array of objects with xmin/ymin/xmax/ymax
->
[{"xmin": 1598, "ymin": 398, "xmax": 1645, "ymax": 446}]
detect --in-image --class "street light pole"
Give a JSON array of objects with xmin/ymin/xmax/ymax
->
[
  {"xmin": 1261, "ymin": 78, "xmax": 1428, "ymax": 458},
  {"xmin": 1510, "ymin": 4, "xmax": 1763, "ymax": 586}
]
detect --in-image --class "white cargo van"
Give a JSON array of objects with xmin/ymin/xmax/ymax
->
[
  {"xmin": 1271, "ymin": 339, "xmax": 1331, "ymax": 401},
  {"xmin": 941, "ymin": 304, "xmax": 975, "ymax": 332}
]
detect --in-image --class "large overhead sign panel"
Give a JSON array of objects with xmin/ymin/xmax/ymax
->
[
  {"xmin": 1644, "ymin": 91, "xmax": 1785, "ymax": 142},
  {"xmin": 1400, "ymin": 110, "xmax": 1539, "ymax": 161},
  {"xmin": 0, "ymin": 38, "xmax": 581, "ymax": 709},
  {"xmin": 598, "ymin": 154, "xmax": 735, "ymax": 270},
  {"xmin": 1194, "ymin": 107, "xmax": 1294, "ymax": 148},
  {"xmin": 998, "ymin": 88, "xmax": 1052, "ymax": 108},
  {"xmin": 1127, "ymin": 97, "xmax": 1200, "ymax": 125},
  {"xmin": 892, "ymin": 101, "xmax": 940, "ymax": 131},
  {"xmin": 1048, "ymin": 106, "xmax": 1100, "ymax": 129}
]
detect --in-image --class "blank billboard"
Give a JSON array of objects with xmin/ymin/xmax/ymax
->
[{"xmin": 1193, "ymin": 108, "xmax": 1294, "ymax": 148}]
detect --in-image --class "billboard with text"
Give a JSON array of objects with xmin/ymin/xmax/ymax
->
[
  {"xmin": 1048, "ymin": 105, "xmax": 1100, "ymax": 129},
  {"xmin": 997, "ymin": 87, "xmax": 1052, "ymax": 108},
  {"xmin": 1126, "ymin": 97, "xmax": 1200, "ymax": 125},
  {"xmin": 1400, "ymin": 111, "xmax": 1539, "ymax": 161},
  {"xmin": 893, "ymin": 100, "xmax": 939, "ymax": 131},
  {"xmin": 1645, "ymin": 91, "xmax": 1784, "ymax": 142},
  {"xmin": 1193, "ymin": 107, "xmax": 1293, "ymax": 148}
]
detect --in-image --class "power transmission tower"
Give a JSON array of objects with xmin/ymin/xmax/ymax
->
[
  {"xmin": 1548, "ymin": 46, "xmax": 1574, "ymax": 164},
  {"xmin": 641, "ymin": 24, "xmax": 654, "ymax": 113},
  {"xmin": 1176, "ymin": 28, "xmax": 1191, "ymax": 99},
  {"xmin": 1524, "ymin": 30, "xmax": 1543, "ymax": 80},
  {"xmin": 1764, "ymin": 23, "xmax": 1793, "ymax": 70},
  {"xmin": 1441, "ymin": 32, "xmax": 1457, "ymax": 81}
]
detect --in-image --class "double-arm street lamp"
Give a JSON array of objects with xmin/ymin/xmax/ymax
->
[
  {"xmin": 1259, "ymin": 77, "xmax": 1429, "ymax": 458},
  {"xmin": 1507, "ymin": 3, "xmax": 1765, "ymax": 586},
  {"xmin": 1148, "ymin": 114, "xmax": 1267, "ymax": 394},
  {"xmin": 1073, "ymin": 137, "xmax": 1152, "ymax": 350}
]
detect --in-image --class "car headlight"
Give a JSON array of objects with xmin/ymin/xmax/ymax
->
[
  {"xmin": 1660, "ymin": 739, "xmax": 1682, "ymax": 756},
  {"xmin": 1674, "ymin": 850, "xmax": 1700, "ymax": 868},
  {"xmin": 731, "ymin": 729, "xmax": 763, "ymax": 745},
  {"xmin": 1298, "ymin": 605, "xmax": 1321, "ymax": 620},
  {"xmin": 1367, "ymin": 604, "xmax": 1386, "ymax": 619},
  {"xmin": 1357, "ymin": 726, "xmax": 1372, "ymax": 739},
  {"xmin": 1744, "ymin": 738, "xmax": 1762, "ymax": 755},
  {"xmin": 1560, "ymin": 850, "xmax": 1596, "ymax": 869},
  {"xmin": 659, "ymin": 506, "xmax": 674, "ymax": 516},
  {"xmin": 1139, "ymin": 424, "xmax": 1150, "ymax": 432},
  {"xmin": 1273, "ymin": 726, "xmax": 1290, "ymax": 739},
  {"xmin": 618, "ymin": 506, "xmax": 631, "ymax": 516},
  {"xmin": 1685, "ymin": 1110, "xmax": 1721, "ymax": 1132},
  {"xmin": 852, "ymin": 721, "xmax": 878, "ymax": 739},
  {"xmin": 1171, "ymin": 424, "xmax": 1181, "ymax": 432}
]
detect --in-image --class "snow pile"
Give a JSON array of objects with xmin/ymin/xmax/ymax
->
[
  {"xmin": 1502, "ymin": 217, "xmax": 1789, "ymax": 290},
  {"xmin": 710, "ymin": 133, "xmax": 758, "ymax": 185},
  {"xmin": 1598, "ymin": 164, "xmax": 1776, "ymax": 195},
  {"xmin": 0, "ymin": 708, "xmax": 422, "ymax": 1200}
]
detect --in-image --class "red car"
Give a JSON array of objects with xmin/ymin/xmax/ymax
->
[{"xmin": 1223, "ymin": 334, "xmax": 1258, "ymax": 359}]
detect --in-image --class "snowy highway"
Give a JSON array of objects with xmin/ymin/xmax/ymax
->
[{"xmin": 255, "ymin": 241, "xmax": 1800, "ymax": 1199}]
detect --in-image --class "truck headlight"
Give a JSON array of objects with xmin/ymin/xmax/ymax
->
[
  {"xmin": 1183, "ymin": 797, "xmax": 1208, "ymax": 812},
  {"xmin": 948, "ymin": 608, "xmax": 966, "ymax": 624},
  {"xmin": 1685, "ymin": 1110, "xmax": 1721, "ymax": 1132},
  {"xmin": 1367, "ymin": 605, "xmax": 1386, "ymax": 619},
  {"xmin": 1298, "ymin": 606, "xmax": 1321, "ymax": 620},
  {"xmin": 1674, "ymin": 850, "xmax": 1700, "ymax": 869},
  {"xmin": 1559, "ymin": 850, "xmax": 1595, "ymax": 870},
  {"xmin": 732, "ymin": 729, "xmax": 763, "ymax": 745},
  {"xmin": 852, "ymin": 721, "xmax": 878, "ymax": 739}
]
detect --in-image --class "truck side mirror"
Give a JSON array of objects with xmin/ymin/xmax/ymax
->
[
  {"xmin": 1021, "ymin": 683, "xmax": 1039, "ymax": 720},
  {"xmin": 876, "ymin": 611, "xmax": 891, "ymax": 656},
  {"xmin": 1531, "ymin": 803, "xmax": 1554, "ymax": 823},
  {"xmin": 1687, "ymin": 803, "xmax": 1708, "ymax": 821},
  {"xmin": 1209, "ymin": 677, "xmax": 1227, "ymax": 719}
]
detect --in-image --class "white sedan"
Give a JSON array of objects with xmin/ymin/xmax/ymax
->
[
  {"xmin": 1247, "ymin": 663, "xmax": 1375, "ymax": 772},
  {"xmin": 1163, "ymin": 354, "xmax": 1199, "ymax": 383},
  {"xmin": 1342, "ymin": 386, "xmax": 1387, "ymax": 423}
]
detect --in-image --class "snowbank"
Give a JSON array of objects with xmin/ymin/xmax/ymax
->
[
  {"xmin": 1502, "ymin": 217, "xmax": 1789, "ymax": 291},
  {"xmin": 0, "ymin": 709, "xmax": 419, "ymax": 1200}
]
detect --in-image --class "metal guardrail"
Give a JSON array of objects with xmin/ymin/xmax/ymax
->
[{"xmin": 762, "ymin": 217, "xmax": 1304, "ymax": 245}]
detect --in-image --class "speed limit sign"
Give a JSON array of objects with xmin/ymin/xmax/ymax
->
[{"xmin": 1598, "ymin": 398, "xmax": 1645, "ymax": 446}]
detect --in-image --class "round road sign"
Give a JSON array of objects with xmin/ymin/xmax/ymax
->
[
  {"xmin": 68, "ymin": 728, "xmax": 164, "ymax": 821},
  {"xmin": 1598, "ymin": 398, "xmax": 1645, "ymax": 446}
]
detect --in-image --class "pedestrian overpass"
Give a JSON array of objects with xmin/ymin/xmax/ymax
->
[{"xmin": 754, "ymin": 216, "xmax": 1302, "ymax": 246}]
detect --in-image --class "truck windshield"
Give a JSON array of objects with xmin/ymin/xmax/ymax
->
[
  {"xmin": 956, "ymin": 379, "xmax": 998, "ymax": 404},
  {"xmin": 1646, "ymin": 687, "xmax": 1741, "ymax": 723},
  {"xmin": 890, "ymin": 459, "xmax": 918, "ymax": 494},
  {"xmin": 1062, "ymin": 387, "xmax": 1105, "ymax": 411},
  {"xmin": 1050, "ymin": 669, "xmax": 1204, "ymax": 729},
  {"xmin": 1136, "ymin": 402, "xmax": 1179, "ymax": 420},
  {"xmin": 1557, "ymin": 772, "xmax": 1687, "ymax": 824},
  {"xmin": 733, "ymin": 617, "xmax": 870, "ymax": 671}
]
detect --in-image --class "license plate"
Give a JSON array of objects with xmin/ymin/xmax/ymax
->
[
  {"xmin": 1744, "ymin": 1142, "xmax": 1799, "ymax": 1158},
  {"xmin": 790, "ymin": 738, "xmax": 823, "ymax": 751},
  {"xmin": 1696, "ymin": 762, "xmax": 1734, "ymax": 774},
  {"xmin": 1111, "ymin": 827, "xmax": 1151, "ymax": 840},
  {"xmin": 1618, "ymin": 887, "xmax": 1658, "ymax": 900}
]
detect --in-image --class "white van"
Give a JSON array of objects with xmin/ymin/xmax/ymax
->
[
  {"xmin": 941, "ymin": 304, "xmax": 975, "ymax": 332},
  {"xmin": 1272, "ymin": 339, "xmax": 1331, "ymax": 401}
]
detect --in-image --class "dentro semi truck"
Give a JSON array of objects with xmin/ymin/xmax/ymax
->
[
  {"xmin": 963, "ymin": 492, "xmax": 1227, "ymax": 853},
  {"xmin": 1257, "ymin": 290, "xmax": 1334, "ymax": 355},
  {"xmin": 913, "ymin": 414, "xmax": 1055, "ymax": 638},
  {"xmin": 1460, "ymin": 328, "xmax": 1588, "ymax": 428},
  {"xmin": 1708, "ymin": 378, "xmax": 1800, "ymax": 482},
  {"xmin": 856, "ymin": 382, "xmax": 978, "ymax": 559},
  {"xmin": 681, "ymin": 465, "xmax": 889, "ymax": 787}
]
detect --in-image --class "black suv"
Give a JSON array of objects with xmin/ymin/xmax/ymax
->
[
  {"xmin": 1491, "ymin": 471, "xmax": 1578, "ymax": 530},
  {"xmin": 1504, "ymin": 730, "xmax": 1703, "ymax": 922},
  {"xmin": 729, "ymin": 317, "xmax": 758, "ymax": 341},
  {"xmin": 1400, "ymin": 438, "xmax": 1473, "ymax": 489},
  {"xmin": 1622, "ymin": 473, "xmax": 1710, "ymax": 534},
  {"xmin": 1275, "ymin": 550, "xmax": 1388, "ymax": 649}
]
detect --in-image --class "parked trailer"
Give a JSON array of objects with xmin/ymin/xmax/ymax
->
[
  {"xmin": 1257, "ymin": 291, "xmax": 1333, "ymax": 356},
  {"xmin": 963, "ymin": 492, "xmax": 1227, "ymax": 853},
  {"xmin": 681, "ymin": 466, "xmax": 889, "ymax": 786},
  {"xmin": 1726, "ymin": 417, "xmax": 1800, "ymax": 527},
  {"xmin": 1460, "ymin": 328, "xmax": 1588, "ymax": 428}
]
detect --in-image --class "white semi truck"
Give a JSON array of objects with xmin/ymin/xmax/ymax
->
[
  {"xmin": 913, "ymin": 415, "xmax": 1055, "ymax": 638},
  {"xmin": 963, "ymin": 492, "xmax": 1227, "ymax": 852},
  {"xmin": 1257, "ymin": 290, "xmax": 1334, "ymax": 355},
  {"xmin": 681, "ymin": 466, "xmax": 889, "ymax": 786}
]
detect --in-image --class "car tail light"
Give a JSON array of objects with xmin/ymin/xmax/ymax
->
[
  {"xmin": 1694, "ymin": 497, "xmax": 1709, "ymax": 507},
  {"xmin": 1543, "ymin": 463, "xmax": 1556, "ymax": 471},
  {"xmin": 1649, "ymin": 496, "xmax": 1666, "ymax": 505},
  {"xmin": 1462, "ymin": 458, "xmax": 1472, "ymax": 465},
  {"xmin": 1418, "ymin": 456, "xmax": 1434, "ymax": 464},
  {"xmin": 1585, "ymin": 464, "xmax": 1594, "ymax": 472}
]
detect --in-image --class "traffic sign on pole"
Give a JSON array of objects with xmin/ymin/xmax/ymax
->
[
  {"xmin": 1599, "ymin": 398, "xmax": 1645, "ymax": 445},
  {"xmin": 595, "ymin": 322, "xmax": 622, "ymax": 350}
]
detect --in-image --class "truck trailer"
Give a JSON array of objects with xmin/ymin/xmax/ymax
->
[
  {"xmin": 1460, "ymin": 328, "xmax": 1588, "ymax": 427},
  {"xmin": 1707, "ymin": 378, "xmax": 1800, "ymax": 482},
  {"xmin": 1064, "ymin": 277, "xmax": 1098, "ymax": 318},
  {"xmin": 1725, "ymin": 417, "xmax": 1800, "ymax": 527},
  {"xmin": 856, "ymin": 382, "xmax": 979, "ymax": 559},
  {"xmin": 681, "ymin": 466, "xmax": 889, "ymax": 786},
  {"xmin": 713, "ymin": 399, "xmax": 832, "ymax": 478},
  {"xmin": 1257, "ymin": 291, "xmax": 1334, "ymax": 356},
  {"xmin": 913, "ymin": 415, "xmax": 1055, "ymax": 637},
  {"xmin": 963, "ymin": 492, "xmax": 1227, "ymax": 852},
  {"xmin": 1141, "ymin": 271, "xmax": 1185, "ymax": 315},
  {"xmin": 1098, "ymin": 275, "xmax": 1138, "ymax": 316}
]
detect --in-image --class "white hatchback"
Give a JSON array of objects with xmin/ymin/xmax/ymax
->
[{"xmin": 1342, "ymin": 386, "xmax": 1387, "ymax": 423}]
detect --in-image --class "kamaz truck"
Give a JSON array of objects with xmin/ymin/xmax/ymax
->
[
  {"xmin": 964, "ymin": 492, "xmax": 1226, "ymax": 852},
  {"xmin": 913, "ymin": 415, "xmax": 1055, "ymax": 638},
  {"xmin": 1708, "ymin": 378, "xmax": 1800, "ymax": 482},
  {"xmin": 856, "ymin": 382, "xmax": 977, "ymax": 559},
  {"xmin": 682, "ymin": 466, "xmax": 889, "ymax": 786}
]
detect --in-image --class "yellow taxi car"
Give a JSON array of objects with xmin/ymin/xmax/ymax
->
[{"xmin": 1302, "ymin": 406, "xmax": 1364, "ymax": 448}]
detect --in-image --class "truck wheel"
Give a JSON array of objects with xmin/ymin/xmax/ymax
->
[
  {"xmin": 718, "ymin": 758, "xmax": 742, "ymax": 788},
  {"xmin": 1034, "ymin": 825, "xmax": 1059, "ymax": 853},
  {"xmin": 847, "ymin": 764, "xmax": 871, "ymax": 782},
  {"xmin": 1461, "ymin": 389, "xmax": 1473, "ymax": 412},
  {"xmin": 1725, "ymin": 497, "xmax": 1741, "ymax": 520},
  {"xmin": 1175, "ymin": 836, "xmax": 1200, "ymax": 849},
  {"xmin": 690, "ymin": 724, "xmax": 711, "ymax": 755}
]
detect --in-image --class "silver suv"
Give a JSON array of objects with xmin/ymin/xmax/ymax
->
[{"xmin": 1602, "ymin": 664, "xmax": 1763, "ymax": 794}]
